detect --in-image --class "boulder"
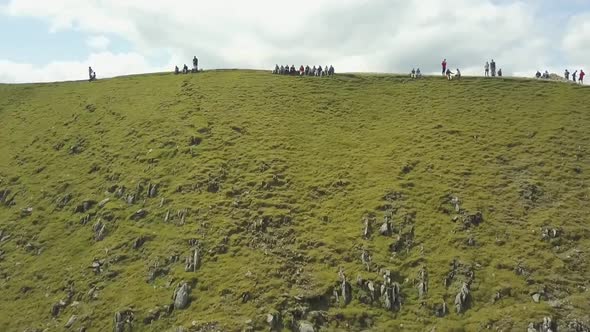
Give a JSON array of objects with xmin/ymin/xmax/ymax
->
[
  {"xmin": 297, "ymin": 321, "xmax": 315, "ymax": 332},
  {"xmin": 173, "ymin": 282, "xmax": 191, "ymax": 309}
]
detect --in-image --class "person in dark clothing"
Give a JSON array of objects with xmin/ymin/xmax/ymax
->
[
  {"xmin": 573, "ymin": 70, "xmax": 577, "ymax": 82},
  {"xmin": 446, "ymin": 68, "xmax": 454, "ymax": 80},
  {"xmin": 175, "ymin": 66, "xmax": 180, "ymax": 75},
  {"xmin": 192, "ymin": 56, "xmax": 198, "ymax": 71},
  {"xmin": 329, "ymin": 65, "xmax": 334, "ymax": 76},
  {"xmin": 490, "ymin": 59, "xmax": 496, "ymax": 77},
  {"xmin": 317, "ymin": 65, "xmax": 323, "ymax": 77},
  {"xmin": 442, "ymin": 59, "xmax": 447, "ymax": 76},
  {"xmin": 88, "ymin": 66, "xmax": 94, "ymax": 80},
  {"xmin": 564, "ymin": 69, "xmax": 570, "ymax": 80},
  {"xmin": 183, "ymin": 64, "xmax": 189, "ymax": 74},
  {"xmin": 497, "ymin": 69, "xmax": 502, "ymax": 77}
]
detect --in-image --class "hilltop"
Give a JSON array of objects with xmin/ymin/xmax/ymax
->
[{"xmin": 1, "ymin": 71, "xmax": 589, "ymax": 331}]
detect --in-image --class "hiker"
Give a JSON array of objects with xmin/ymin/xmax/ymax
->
[
  {"xmin": 88, "ymin": 66, "xmax": 94, "ymax": 80},
  {"xmin": 490, "ymin": 59, "xmax": 496, "ymax": 77},
  {"xmin": 573, "ymin": 70, "xmax": 577, "ymax": 82},
  {"xmin": 446, "ymin": 68, "xmax": 454, "ymax": 80},
  {"xmin": 89, "ymin": 71, "xmax": 97, "ymax": 82},
  {"xmin": 182, "ymin": 64, "xmax": 189, "ymax": 74},
  {"xmin": 299, "ymin": 65, "xmax": 305, "ymax": 76},
  {"xmin": 175, "ymin": 66, "xmax": 180, "ymax": 75},
  {"xmin": 329, "ymin": 65, "xmax": 334, "ymax": 76},
  {"xmin": 535, "ymin": 71, "xmax": 542, "ymax": 79},
  {"xmin": 580, "ymin": 70, "xmax": 585, "ymax": 84},
  {"xmin": 312, "ymin": 66, "xmax": 316, "ymax": 76},
  {"xmin": 317, "ymin": 65, "xmax": 323, "ymax": 77},
  {"xmin": 455, "ymin": 68, "xmax": 461, "ymax": 79},
  {"xmin": 543, "ymin": 70, "xmax": 550, "ymax": 79},
  {"xmin": 286, "ymin": 65, "xmax": 291, "ymax": 75},
  {"xmin": 442, "ymin": 59, "xmax": 447, "ymax": 76},
  {"xmin": 564, "ymin": 69, "xmax": 570, "ymax": 80},
  {"xmin": 192, "ymin": 56, "xmax": 198, "ymax": 72},
  {"xmin": 324, "ymin": 65, "xmax": 329, "ymax": 77},
  {"xmin": 411, "ymin": 68, "xmax": 416, "ymax": 78},
  {"xmin": 498, "ymin": 69, "xmax": 502, "ymax": 77},
  {"xmin": 290, "ymin": 65, "xmax": 295, "ymax": 75},
  {"xmin": 416, "ymin": 68, "xmax": 422, "ymax": 78},
  {"xmin": 484, "ymin": 62, "xmax": 490, "ymax": 77}
]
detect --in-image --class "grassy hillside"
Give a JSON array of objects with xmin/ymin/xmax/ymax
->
[{"xmin": 0, "ymin": 71, "xmax": 589, "ymax": 332}]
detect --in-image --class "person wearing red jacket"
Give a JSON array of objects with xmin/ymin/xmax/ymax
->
[
  {"xmin": 299, "ymin": 65, "xmax": 305, "ymax": 76},
  {"xmin": 442, "ymin": 59, "xmax": 447, "ymax": 76},
  {"xmin": 579, "ymin": 70, "xmax": 585, "ymax": 84}
]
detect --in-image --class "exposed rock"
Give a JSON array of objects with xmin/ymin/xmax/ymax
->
[
  {"xmin": 131, "ymin": 209, "xmax": 147, "ymax": 220},
  {"xmin": 65, "ymin": 315, "xmax": 78, "ymax": 328},
  {"xmin": 132, "ymin": 236, "xmax": 146, "ymax": 249},
  {"xmin": 80, "ymin": 214, "xmax": 93, "ymax": 225},
  {"xmin": 51, "ymin": 300, "xmax": 67, "ymax": 317},
  {"xmin": 528, "ymin": 317, "xmax": 556, "ymax": 332},
  {"xmin": 565, "ymin": 319, "xmax": 590, "ymax": 332},
  {"xmin": 541, "ymin": 227, "xmax": 561, "ymax": 241},
  {"xmin": 389, "ymin": 226, "xmax": 414, "ymax": 253},
  {"xmin": 381, "ymin": 270, "xmax": 402, "ymax": 311},
  {"xmin": 0, "ymin": 189, "xmax": 16, "ymax": 206},
  {"xmin": 434, "ymin": 302, "xmax": 448, "ymax": 317},
  {"xmin": 360, "ymin": 249, "xmax": 371, "ymax": 271},
  {"xmin": 532, "ymin": 293, "xmax": 541, "ymax": 303},
  {"xmin": 147, "ymin": 183, "xmax": 158, "ymax": 198},
  {"xmin": 337, "ymin": 269, "xmax": 352, "ymax": 306},
  {"xmin": 266, "ymin": 312, "xmax": 280, "ymax": 331},
  {"xmin": 90, "ymin": 259, "xmax": 104, "ymax": 274},
  {"xmin": 463, "ymin": 212, "xmax": 483, "ymax": 228},
  {"xmin": 362, "ymin": 216, "xmax": 371, "ymax": 239},
  {"xmin": 184, "ymin": 248, "xmax": 200, "ymax": 272},
  {"xmin": 113, "ymin": 310, "xmax": 134, "ymax": 332},
  {"xmin": 74, "ymin": 200, "xmax": 96, "ymax": 213},
  {"xmin": 20, "ymin": 207, "xmax": 33, "ymax": 217},
  {"xmin": 56, "ymin": 193, "xmax": 73, "ymax": 208},
  {"xmin": 98, "ymin": 198, "xmax": 111, "ymax": 208},
  {"xmin": 454, "ymin": 282, "xmax": 471, "ymax": 313},
  {"xmin": 297, "ymin": 321, "xmax": 315, "ymax": 332},
  {"xmin": 379, "ymin": 213, "xmax": 393, "ymax": 236},
  {"xmin": 417, "ymin": 266, "xmax": 428, "ymax": 298},
  {"xmin": 92, "ymin": 220, "xmax": 107, "ymax": 241},
  {"xmin": 173, "ymin": 282, "xmax": 191, "ymax": 310}
]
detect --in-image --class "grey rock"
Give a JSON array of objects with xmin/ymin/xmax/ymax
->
[
  {"xmin": 297, "ymin": 321, "xmax": 315, "ymax": 332},
  {"xmin": 173, "ymin": 282, "xmax": 191, "ymax": 309},
  {"xmin": 532, "ymin": 293, "xmax": 541, "ymax": 303},
  {"xmin": 65, "ymin": 315, "xmax": 78, "ymax": 328},
  {"xmin": 131, "ymin": 209, "xmax": 147, "ymax": 220},
  {"xmin": 98, "ymin": 198, "xmax": 111, "ymax": 208}
]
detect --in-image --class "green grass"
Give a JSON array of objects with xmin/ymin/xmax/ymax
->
[{"xmin": 1, "ymin": 70, "xmax": 589, "ymax": 331}]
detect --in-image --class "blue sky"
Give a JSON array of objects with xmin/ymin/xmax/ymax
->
[{"xmin": 0, "ymin": 0, "xmax": 588, "ymax": 83}]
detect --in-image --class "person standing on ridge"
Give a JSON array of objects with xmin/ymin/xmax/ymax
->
[
  {"xmin": 442, "ymin": 59, "xmax": 447, "ymax": 76},
  {"xmin": 490, "ymin": 59, "xmax": 496, "ymax": 77},
  {"xmin": 192, "ymin": 56, "xmax": 198, "ymax": 72},
  {"xmin": 564, "ymin": 69, "xmax": 570, "ymax": 80},
  {"xmin": 484, "ymin": 61, "xmax": 490, "ymax": 77},
  {"xmin": 411, "ymin": 68, "xmax": 416, "ymax": 78},
  {"xmin": 88, "ymin": 66, "xmax": 94, "ymax": 80},
  {"xmin": 580, "ymin": 70, "xmax": 585, "ymax": 84},
  {"xmin": 573, "ymin": 70, "xmax": 578, "ymax": 83},
  {"xmin": 498, "ymin": 68, "xmax": 502, "ymax": 77}
]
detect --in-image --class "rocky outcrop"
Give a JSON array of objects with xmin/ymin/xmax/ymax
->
[{"xmin": 173, "ymin": 282, "xmax": 191, "ymax": 310}]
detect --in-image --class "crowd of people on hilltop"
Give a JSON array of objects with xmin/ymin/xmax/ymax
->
[
  {"xmin": 484, "ymin": 60, "xmax": 502, "ymax": 77},
  {"xmin": 175, "ymin": 56, "xmax": 200, "ymax": 75},
  {"xmin": 561, "ymin": 69, "xmax": 585, "ymax": 84},
  {"xmin": 272, "ymin": 64, "xmax": 335, "ymax": 77}
]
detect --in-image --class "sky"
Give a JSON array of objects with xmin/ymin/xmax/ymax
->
[{"xmin": 0, "ymin": 0, "xmax": 588, "ymax": 83}]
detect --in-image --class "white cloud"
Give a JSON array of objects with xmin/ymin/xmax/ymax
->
[
  {"xmin": 0, "ymin": 51, "xmax": 165, "ymax": 83},
  {"xmin": 0, "ymin": 0, "xmax": 588, "ymax": 82},
  {"xmin": 86, "ymin": 35, "xmax": 110, "ymax": 51}
]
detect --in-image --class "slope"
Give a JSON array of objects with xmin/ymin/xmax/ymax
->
[{"xmin": 0, "ymin": 71, "xmax": 589, "ymax": 331}]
